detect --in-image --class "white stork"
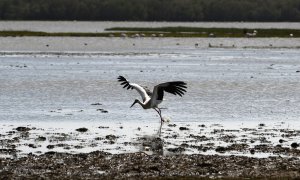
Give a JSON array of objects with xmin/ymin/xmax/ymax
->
[{"xmin": 118, "ymin": 76, "xmax": 187, "ymax": 123}]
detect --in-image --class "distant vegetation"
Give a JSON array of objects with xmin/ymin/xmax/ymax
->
[
  {"xmin": 1, "ymin": 27, "xmax": 299, "ymax": 37},
  {"xmin": 0, "ymin": 0, "xmax": 300, "ymax": 21}
]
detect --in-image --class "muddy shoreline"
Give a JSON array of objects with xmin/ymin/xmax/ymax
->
[
  {"xmin": 1, "ymin": 122, "xmax": 300, "ymax": 179},
  {"xmin": 0, "ymin": 151, "xmax": 299, "ymax": 179}
]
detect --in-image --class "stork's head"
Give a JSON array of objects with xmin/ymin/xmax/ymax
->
[{"xmin": 130, "ymin": 99, "xmax": 139, "ymax": 108}]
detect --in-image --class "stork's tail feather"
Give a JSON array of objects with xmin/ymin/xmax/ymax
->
[{"xmin": 118, "ymin": 76, "xmax": 133, "ymax": 90}]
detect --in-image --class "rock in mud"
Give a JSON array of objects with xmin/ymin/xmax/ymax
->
[
  {"xmin": 259, "ymin": 123, "xmax": 265, "ymax": 127},
  {"xmin": 0, "ymin": 148, "xmax": 17, "ymax": 154},
  {"xmin": 104, "ymin": 140, "xmax": 115, "ymax": 144},
  {"xmin": 47, "ymin": 145, "xmax": 55, "ymax": 149},
  {"xmin": 91, "ymin": 103, "xmax": 102, "ymax": 105},
  {"xmin": 291, "ymin": 142, "xmax": 299, "ymax": 149},
  {"xmin": 76, "ymin": 128, "xmax": 88, "ymax": 133},
  {"xmin": 250, "ymin": 149, "xmax": 255, "ymax": 154},
  {"xmin": 74, "ymin": 145, "xmax": 84, "ymax": 149},
  {"xmin": 105, "ymin": 135, "xmax": 118, "ymax": 141},
  {"xmin": 215, "ymin": 146, "xmax": 226, "ymax": 153},
  {"xmin": 167, "ymin": 147, "xmax": 185, "ymax": 153},
  {"xmin": 28, "ymin": 144, "xmax": 37, "ymax": 148},
  {"xmin": 189, "ymin": 134, "xmax": 211, "ymax": 141},
  {"xmin": 199, "ymin": 124, "xmax": 206, "ymax": 128},
  {"xmin": 168, "ymin": 124, "xmax": 176, "ymax": 127},
  {"xmin": 179, "ymin": 127, "xmax": 189, "ymax": 131},
  {"xmin": 16, "ymin": 127, "xmax": 31, "ymax": 132},
  {"xmin": 98, "ymin": 126, "xmax": 109, "ymax": 129},
  {"xmin": 35, "ymin": 136, "xmax": 47, "ymax": 141},
  {"xmin": 97, "ymin": 109, "xmax": 108, "ymax": 113}
]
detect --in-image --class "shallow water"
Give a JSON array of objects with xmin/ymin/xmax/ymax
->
[
  {"xmin": 1, "ymin": 36, "xmax": 300, "ymax": 157},
  {"xmin": 1, "ymin": 48, "xmax": 300, "ymax": 124}
]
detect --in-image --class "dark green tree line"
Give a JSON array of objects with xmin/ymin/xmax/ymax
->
[{"xmin": 0, "ymin": 0, "xmax": 300, "ymax": 21}]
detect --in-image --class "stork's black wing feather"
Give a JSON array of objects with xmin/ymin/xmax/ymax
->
[
  {"xmin": 154, "ymin": 81, "xmax": 187, "ymax": 100},
  {"xmin": 161, "ymin": 81, "xmax": 187, "ymax": 97},
  {"xmin": 117, "ymin": 76, "xmax": 133, "ymax": 90}
]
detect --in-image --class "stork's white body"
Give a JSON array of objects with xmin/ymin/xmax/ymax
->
[{"xmin": 129, "ymin": 83, "xmax": 163, "ymax": 109}]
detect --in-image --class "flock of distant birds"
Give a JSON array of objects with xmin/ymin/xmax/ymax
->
[
  {"xmin": 109, "ymin": 33, "xmax": 165, "ymax": 38},
  {"xmin": 104, "ymin": 30, "xmax": 294, "ymax": 49},
  {"xmin": 108, "ymin": 30, "xmax": 294, "ymax": 39},
  {"xmin": 43, "ymin": 29, "xmax": 294, "ymax": 48}
]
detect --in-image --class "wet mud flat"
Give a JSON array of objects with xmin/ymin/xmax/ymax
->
[
  {"xmin": 1, "ymin": 122, "xmax": 300, "ymax": 179},
  {"xmin": 0, "ymin": 151, "xmax": 300, "ymax": 179},
  {"xmin": 1, "ymin": 122, "xmax": 300, "ymax": 157}
]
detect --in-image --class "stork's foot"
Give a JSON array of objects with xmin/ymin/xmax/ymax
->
[{"xmin": 161, "ymin": 117, "xmax": 170, "ymax": 123}]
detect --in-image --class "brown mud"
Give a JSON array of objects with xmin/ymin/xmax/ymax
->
[{"xmin": 1, "ymin": 151, "xmax": 300, "ymax": 179}]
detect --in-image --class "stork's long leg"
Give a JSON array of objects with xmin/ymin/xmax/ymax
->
[
  {"xmin": 157, "ymin": 122, "xmax": 162, "ymax": 137},
  {"xmin": 154, "ymin": 108, "xmax": 164, "ymax": 123}
]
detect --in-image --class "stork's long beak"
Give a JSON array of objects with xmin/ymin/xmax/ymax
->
[{"xmin": 130, "ymin": 101, "xmax": 137, "ymax": 108}]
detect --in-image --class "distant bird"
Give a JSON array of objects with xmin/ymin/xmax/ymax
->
[
  {"xmin": 246, "ymin": 30, "xmax": 257, "ymax": 38},
  {"xmin": 118, "ymin": 76, "xmax": 187, "ymax": 123},
  {"xmin": 208, "ymin": 33, "xmax": 215, "ymax": 37},
  {"xmin": 120, "ymin": 33, "xmax": 127, "ymax": 38},
  {"xmin": 131, "ymin": 33, "xmax": 140, "ymax": 38}
]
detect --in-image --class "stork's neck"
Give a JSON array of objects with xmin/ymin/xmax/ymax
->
[{"xmin": 137, "ymin": 100, "xmax": 147, "ymax": 109}]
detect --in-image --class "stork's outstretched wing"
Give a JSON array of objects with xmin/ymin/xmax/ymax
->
[
  {"xmin": 152, "ymin": 81, "xmax": 187, "ymax": 101},
  {"xmin": 118, "ymin": 76, "xmax": 150, "ymax": 102},
  {"xmin": 141, "ymin": 86, "xmax": 153, "ymax": 97}
]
